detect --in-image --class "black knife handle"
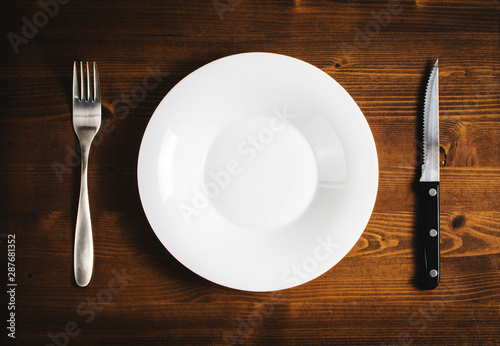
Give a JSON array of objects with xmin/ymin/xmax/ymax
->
[{"xmin": 420, "ymin": 181, "xmax": 440, "ymax": 289}]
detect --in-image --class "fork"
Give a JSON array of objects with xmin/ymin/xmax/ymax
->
[{"xmin": 72, "ymin": 61, "xmax": 101, "ymax": 287}]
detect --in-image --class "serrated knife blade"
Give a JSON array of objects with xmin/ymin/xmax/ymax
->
[
  {"xmin": 420, "ymin": 59, "xmax": 440, "ymax": 289},
  {"xmin": 421, "ymin": 59, "xmax": 440, "ymax": 182}
]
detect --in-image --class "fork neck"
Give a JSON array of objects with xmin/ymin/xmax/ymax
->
[{"xmin": 79, "ymin": 142, "xmax": 92, "ymax": 174}]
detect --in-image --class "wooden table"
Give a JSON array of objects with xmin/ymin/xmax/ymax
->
[{"xmin": 1, "ymin": 0, "xmax": 499, "ymax": 344}]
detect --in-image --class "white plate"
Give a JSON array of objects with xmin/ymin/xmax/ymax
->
[{"xmin": 138, "ymin": 53, "xmax": 378, "ymax": 291}]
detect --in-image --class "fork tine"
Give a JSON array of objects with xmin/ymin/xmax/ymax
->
[
  {"xmin": 93, "ymin": 62, "xmax": 100, "ymax": 103},
  {"xmin": 80, "ymin": 61, "xmax": 85, "ymax": 101},
  {"xmin": 73, "ymin": 61, "xmax": 79, "ymax": 101},
  {"xmin": 86, "ymin": 62, "xmax": 91, "ymax": 102}
]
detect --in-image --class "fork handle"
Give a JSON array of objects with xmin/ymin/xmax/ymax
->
[{"xmin": 74, "ymin": 144, "xmax": 94, "ymax": 287}]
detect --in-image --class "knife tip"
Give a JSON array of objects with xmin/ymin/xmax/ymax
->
[{"xmin": 434, "ymin": 59, "xmax": 439, "ymax": 67}]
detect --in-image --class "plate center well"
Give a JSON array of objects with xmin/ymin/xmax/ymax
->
[{"xmin": 202, "ymin": 115, "xmax": 318, "ymax": 230}]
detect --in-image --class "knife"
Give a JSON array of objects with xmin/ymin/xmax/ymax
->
[{"xmin": 420, "ymin": 59, "xmax": 440, "ymax": 289}]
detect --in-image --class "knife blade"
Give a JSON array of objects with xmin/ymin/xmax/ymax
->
[{"xmin": 420, "ymin": 59, "xmax": 440, "ymax": 289}]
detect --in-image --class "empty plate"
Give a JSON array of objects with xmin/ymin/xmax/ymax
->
[{"xmin": 138, "ymin": 52, "xmax": 378, "ymax": 291}]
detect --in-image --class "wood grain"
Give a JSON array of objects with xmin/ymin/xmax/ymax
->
[{"xmin": 1, "ymin": 0, "xmax": 499, "ymax": 345}]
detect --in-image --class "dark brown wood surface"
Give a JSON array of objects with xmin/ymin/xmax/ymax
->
[{"xmin": 1, "ymin": 0, "xmax": 499, "ymax": 345}]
